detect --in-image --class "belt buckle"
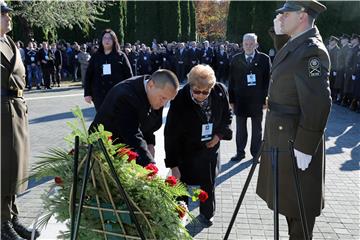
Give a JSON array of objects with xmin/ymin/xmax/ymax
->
[{"xmin": 17, "ymin": 90, "xmax": 23, "ymax": 97}]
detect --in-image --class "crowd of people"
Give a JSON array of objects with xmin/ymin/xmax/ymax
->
[{"xmin": 17, "ymin": 29, "xmax": 360, "ymax": 113}]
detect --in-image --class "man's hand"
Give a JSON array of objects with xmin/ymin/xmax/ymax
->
[
  {"xmin": 274, "ymin": 14, "xmax": 283, "ymax": 35},
  {"xmin": 171, "ymin": 167, "xmax": 181, "ymax": 180},
  {"xmin": 294, "ymin": 149, "xmax": 312, "ymax": 171},
  {"xmin": 206, "ymin": 135, "xmax": 220, "ymax": 148},
  {"xmin": 147, "ymin": 144, "xmax": 155, "ymax": 158},
  {"xmin": 84, "ymin": 96, "xmax": 93, "ymax": 104}
]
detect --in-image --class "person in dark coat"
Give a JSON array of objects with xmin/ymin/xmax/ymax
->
[
  {"xmin": 50, "ymin": 42, "xmax": 62, "ymax": 87},
  {"xmin": 84, "ymin": 29, "xmax": 133, "ymax": 111},
  {"xmin": 256, "ymin": 1, "xmax": 331, "ymax": 239},
  {"xmin": 214, "ymin": 44, "xmax": 229, "ymax": 84},
  {"xmin": 37, "ymin": 41, "xmax": 55, "ymax": 89},
  {"xmin": 334, "ymin": 34, "xmax": 351, "ymax": 103},
  {"xmin": 0, "ymin": 2, "xmax": 40, "ymax": 239},
  {"xmin": 349, "ymin": 34, "xmax": 360, "ymax": 111},
  {"xmin": 200, "ymin": 40, "xmax": 214, "ymax": 67},
  {"xmin": 229, "ymin": 33, "xmax": 271, "ymax": 161},
  {"xmin": 186, "ymin": 41, "xmax": 200, "ymax": 74},
  {"xmin": 164, "ymin": 65, "xmax": 232, "ymax": 227},
  {"xmin": 353, "ymin": 40, "xmax": 360, "ymax": 113},
  {"xmin": 327, "ymin": 36, "xmax": 340, "ymax": 101},
  {"xmin": 90, "ymin": 69, "xmax": 179, "ymax": 167},
  {"xmin": 175, "ymin": 42, "xmax": 187, "ymax": 83}
]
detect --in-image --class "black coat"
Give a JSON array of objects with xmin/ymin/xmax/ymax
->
[
  {"xmin": 228, "ymin": 50, "xmax": 271, "ymax": 117},
  {"xmin": 90, "ymin": 76, "xmax": 161, "ymax": 167},
  {"xmin": 84, "ymin": 50, "xmax": 133, "ymax": 110},
  {"xmin": 164, "ymin": 83, "xmax": 232, "ymax": 185}
]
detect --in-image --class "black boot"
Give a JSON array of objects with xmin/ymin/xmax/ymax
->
[
  {"xmin": 12, "ymin": 216, "xmax": 40, "ymax": 240},
  {"xmin": 1, "ymin": 220, "xmax": 26, "ymax": 240}
]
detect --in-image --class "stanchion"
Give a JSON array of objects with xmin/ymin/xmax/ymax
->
[
  {"xmin": 289, "ymin": 141, "xmax": 310, "ymax": 240},
  {"xmin": 72, "ymin": 144, "xmax": 93, "ymax": 240},
  {"xmin": 70, "ymin": 136, "xmax": 79, "ymax": 240},
  {"xmin": 223, "ymin": 141, "xmax": 264, "ymax": 240},
  {"xmin": 271, "ymin": 147, "xmax": 279, "ymax": 240}
]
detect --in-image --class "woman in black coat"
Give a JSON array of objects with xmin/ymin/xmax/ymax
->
[
  {"xmin": 164, "ymin": 64, "xmax": 232, "ymax": 226},
  {"xmin": 84, "ymin": 29, "xmax": 133, "ymax": 111}
]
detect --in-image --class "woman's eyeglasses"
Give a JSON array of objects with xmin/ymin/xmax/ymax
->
[{"xmin": 192, "ymin": 89, "xmax": 211, "ymax": 95}]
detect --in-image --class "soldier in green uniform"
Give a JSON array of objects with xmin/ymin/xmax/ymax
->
[
  {"xmin": 256, "ymin": 1, "xmax": 331, "ymax": 239},
  {"xmin": 327, "ymin": 36, "xmax": 340, "ymax": 101},
  {"xmin": 0, "ymin": 1, "xmax": 39, "ymax": 239}
]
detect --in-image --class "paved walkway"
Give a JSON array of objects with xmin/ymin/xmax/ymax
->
[{"xmin": 17, "ymin": 88, "xmax": 359, "ymax": 239}]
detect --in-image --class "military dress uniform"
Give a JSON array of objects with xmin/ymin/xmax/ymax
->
[
  {"xmin": 1, "ymin": 17, "xmax": 39, "ymax": 238},
  {"xmin": 256, "ymin": 26, "xmax": 331, "ymax": 239}
]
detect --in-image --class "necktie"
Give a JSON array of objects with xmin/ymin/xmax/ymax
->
[{"xmin": 246, "ymin": 56, "xmax": 252, "ymax": 64}]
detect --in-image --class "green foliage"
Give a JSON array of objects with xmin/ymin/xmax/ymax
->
[
  {"xmin": 125, "ymin": 1, "xmax": 136, "ymax": 43},
  {"xmin": 180, "ymin": 1, "xmax": 191, "ymax": 41},
  {"xmin": 226, "ymin": 1, "xmax": 253, "ymax": 43},
  {"xmin": 189, "ymin": 1, "xmax": 196, "ymax": 41},
  {"xmin": 9, "ymin": 1, "xmax": 106, "ymax": 42},
  {"xmin": 29, "ymin": 106, "xmax": 196, "ymax": 239}
]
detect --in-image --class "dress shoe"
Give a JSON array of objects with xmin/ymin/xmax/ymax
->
[
  {"xmin": 12, "ymin": 216, "xmax": 40, "ymax": 240},
  {"xmin": 198, "ymin": 214, "xmax": 213, "ymax": 227},
  {"xmin": 230, "ymin": 154, "xmax": 245, "ymax": 162},
  {"xmin": 1, "ymin": 220, "xmax": 26, "ymax": 240}
]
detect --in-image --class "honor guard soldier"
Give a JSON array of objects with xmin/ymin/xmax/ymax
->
[
  {"xmin": 1, "ymin": 1, "xmax": 40, "ymax": 239},
  {"xmin": 256, "ymin": 1, "xmax": 332, "ymax": 239}
]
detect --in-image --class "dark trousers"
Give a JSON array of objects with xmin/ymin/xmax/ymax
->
[
  {"xmin": 235, "ymin": 115, "xmax": 262, "ymax": 157},
  {"xmin": 286, "ymin": 216, "xmax": 316, "ymax": 240},
  {"xmin": 1, "ymin": 195, "xmax": 18, "ymax": 223}
]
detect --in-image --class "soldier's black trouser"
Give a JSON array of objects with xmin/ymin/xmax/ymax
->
[
  {"xmin": 1, "ymin": 195, "xmax": 18, "ymax": 223},
  {"xmin": 286, "ymin": 215, "xmax": 316, "ymax": 240},
  {"xmin": 235, "ymin": 115, "xmax": 262, "ymax": 157}
]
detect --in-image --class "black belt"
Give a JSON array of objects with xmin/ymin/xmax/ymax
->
[
  {"xmin": 268, "ymin": 101, "xmax": 300, "ymax": 115},
  {"xmin": 1, "ymin": 89, "xmax": 24, "ymax": 98}
]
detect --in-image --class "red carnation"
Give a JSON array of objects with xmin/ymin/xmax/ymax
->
[
  {"xmin": 127, "ymin": 150, "xmax": 139, "ymax": 162},
  {"xmin": 108, "ymin": 136, "xmax": 113, "ymax": 142},
  {"xmin": 54, "ymin": 176, "xmax": 63, "ymax": 185},
  {"xmin": 198, "ymin": 190, "xmax": 208, "ymax": 203},
  {"xmin": 145, "ymin": 163, "xmax": 158, "ymax": 177},
  {"xmin": 165, "ymin": 176, "xmax": 177, "ymax": 186}
]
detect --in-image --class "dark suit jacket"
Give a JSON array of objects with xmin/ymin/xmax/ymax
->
[
  {"xmin": 90, "ymin": 76, "xmax": 161, "ymax": 166},
  {"xmin": 84, "ymin": 50, "xmax": 133, "ymax": 110},
  {"xmin": 228, "ymin": 50, "xmax": 271, "ymax": 117},
  {"xmin": 164, "ymin": 83, "xmax": 232, "ymax": 185}
]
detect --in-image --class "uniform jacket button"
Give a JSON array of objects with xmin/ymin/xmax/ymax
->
[
  {"xmin": 278, "ymin": 126, "xmax": 283, "ymax": 130},
  {"xmin": 10, "ymin": 86, "xmax": 14, "ymax": 90}
]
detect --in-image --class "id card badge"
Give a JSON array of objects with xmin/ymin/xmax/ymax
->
[
  {"xmin": 201, "ymin": 123, "xmax": 213, "ymax": 142},
  {"xmin": 102, "ymin": 64, "xmax": 111, "ymax": 75},
  {"xmin": 30, "ymin": 56, "xmax": 35, "ymax": 62},
  {"xmin": 247, "ymin": 74, "xmax": 256, "ymax": 86},
  {"xmin": 45, "ymin": 55, "xmax": 49, "ymax": 60}
]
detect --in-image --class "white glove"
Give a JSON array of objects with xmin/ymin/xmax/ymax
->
[
  {"xmin": 333, "ymin": 71, "xmax": 337, "ymax": 76},
  {"xmin": 352, "ymin": 75, "xmax": 356, "ymax": 81},
  {"xmin": 273, "ymin": 14, "xmax": 283, "ymax": 35},
  {"xmin": 294, "ymin": 149, "xmax": 312, "ymax": 171}
]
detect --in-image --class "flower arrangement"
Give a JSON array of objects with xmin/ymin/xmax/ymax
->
[{"xmin": 29, "ymin": 107, "xmax": 208, "ymax": 239}]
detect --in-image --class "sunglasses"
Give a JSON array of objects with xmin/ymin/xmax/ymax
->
[{"xmin": 192, "ymin": 89, "xmax": 211, "ymax": 95}]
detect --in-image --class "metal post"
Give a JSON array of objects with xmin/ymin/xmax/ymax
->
[
  {"xmin": 223, "ymin": 141, "xmax": 264, "ymax": 240},
  {"xmin": 289, "ymin": 141, "xmax": 310, "ymax": 240},
  {"xmin": 98, "ymin": 139, "xmax": 146, "ymax": 240},
  {"xmin": 70, "ymin": 136, "xmax": 79, "ymax": 240},
  {"xmin": 271, "ymin": 147, "xmax": 279, "ymax": 240},
  {"xmin": 72, "ymin": 144, "xmax": 93, "ymax": 240}
]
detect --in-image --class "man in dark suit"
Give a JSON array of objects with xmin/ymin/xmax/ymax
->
[
  {"xmin": 214, "ymin": 44, "xmax": 229, "ymax": 84},
  {"xmin": 200, "ymin": 40, "xmax": 214, "ymax": 66},
  {"xmin": 229, "ymin": 33, "xmax": 271, "ymax": 161},
  {"xmin": 256, "ymin": 1, "xmax": 331, "ymax": 239},
  {"xmin": 90, "ymin": 69, "xmax": 179, "ymax": 166},
  {"xmin": 1, "ymin": 2, "xmax": 40, "ymax": 239},
  {"xmin": 175, "ymin": 42, "xmax": 187, "ymax": 83},
  {"xmin": 327, "ymin": 36, "xmax": 340, "ymax": 101},
  {"xmin": 186, "ymin": 41, "xmax": 200, "ymax": 74}
]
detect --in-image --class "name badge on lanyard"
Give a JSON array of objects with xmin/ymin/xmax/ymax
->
[
  {"xmin": 102, "ymin": 64, "xmax": 111, "ymax": 75},
  {"xmin": 30, "ymin": 56, "xmax": 35, "ymax": 62},
  {"xmin": 201, "ymin": 123, "xmax": 213, "ymax": 141},
  {"xmin": 247, "ymin": 74, "xmax": 256, "ymax": 86}
]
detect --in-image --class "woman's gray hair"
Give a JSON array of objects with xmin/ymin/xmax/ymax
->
[{"xmin": 187, "ymin": 64, "xmax": 216, "ymax": 89}]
